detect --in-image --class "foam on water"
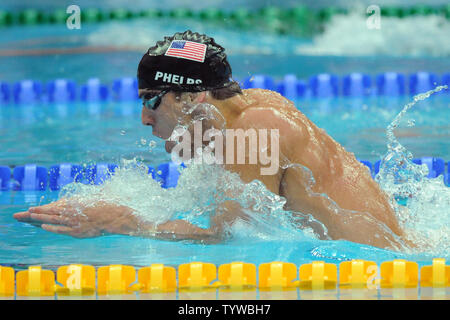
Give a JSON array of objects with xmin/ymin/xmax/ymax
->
[{"xmin": 296, "ymin": 11, "xmax": 450, "ymax": 57}]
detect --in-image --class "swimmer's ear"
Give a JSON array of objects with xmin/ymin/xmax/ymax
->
[{"xmin": 193, "ymin": 91, "xmax": 207, "ymax": 103}]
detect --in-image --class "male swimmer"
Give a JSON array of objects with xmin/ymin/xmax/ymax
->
[{"xmin": 14, "ymin": 31, "xmax": 407, "ymax": 250}]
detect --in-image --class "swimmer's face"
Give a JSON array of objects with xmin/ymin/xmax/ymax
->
[{"xmin": 140, "ymin": 89, "xmax": 201, "ymax": 153}]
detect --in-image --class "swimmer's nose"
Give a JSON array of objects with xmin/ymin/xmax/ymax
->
[{"xmin": 141, "ymin": 106, "xmax": 155, "ymax": 126}]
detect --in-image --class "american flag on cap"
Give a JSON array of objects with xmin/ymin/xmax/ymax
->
[{"xmin": 164, "ymin": 40, "xmax": 207, "ymax": 63}]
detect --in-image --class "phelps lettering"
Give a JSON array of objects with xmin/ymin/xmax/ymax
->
[{"xmin": 154, "ymin": 71, "xmax": 203, "ymax": 85}]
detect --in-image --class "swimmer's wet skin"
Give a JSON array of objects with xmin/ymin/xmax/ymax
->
[{"xmin": 13, "ymin": 30, "xmax": 408, "ymax": 250}]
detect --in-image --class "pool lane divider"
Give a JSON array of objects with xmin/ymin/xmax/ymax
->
[
  {"xmin": 0, "ymin": 162, "xmax": 183, "ymax": 191},
  {"xmin": 0, "ymin": 259, "xmax": 449, "ymax": 296},
  {"xmin": 0, "ymin": 158, "xmax": 449, "ymax": 192},
  {"xmin": 1, "ymin": 72, "xmax": 449, "ymax": 105}
]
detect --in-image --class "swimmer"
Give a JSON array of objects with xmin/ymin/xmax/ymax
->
[{"xmin": 13, "ymin": 31, "xmax": 408, "ymax": 250}]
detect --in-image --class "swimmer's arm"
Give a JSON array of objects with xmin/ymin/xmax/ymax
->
[
  {"xmin": 92, "ymin": 206, "xmax": 224, "ymax": 242},
  {"xmin": 13, "ymin": 199, "xmax": 221, "ymax": 242},
  {"xmin": 136, "ymin": 219, "xmax": 222, "ymax": 242}
]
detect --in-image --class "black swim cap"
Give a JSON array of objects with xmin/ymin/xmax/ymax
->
[{"xmin": 138, "ymin": 30, "xmax": 233, "ymax": 92}]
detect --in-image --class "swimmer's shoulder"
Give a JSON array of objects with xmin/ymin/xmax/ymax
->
[
  {"xmin": 233, "ymin": 90, "xmax": 307, "ymax": 144},
  {"xmin": 237, "ymin": 88, "xmax": 310, "ymax": 149},
  {"xmin": 238, "ymin": 89, "xmax": 304, "ymax": 125},
  {"xmin": 241, "ymin": 88, "xmax": 297, "ymax": 111}
]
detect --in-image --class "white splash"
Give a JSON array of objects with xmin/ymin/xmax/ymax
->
[
  {"xmin": 376, "ymin": 85, "xmax": 450, "ymax": 255},
  {"xmin": 297, "ymin": 12, "xmax": 450, "ymax": 57}
]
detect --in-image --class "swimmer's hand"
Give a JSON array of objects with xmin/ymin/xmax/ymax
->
[
  {"xmin": 13, "ymin": 199, "xmax": 221, "ymax": 242},
  {"xmin": 13, "ymin": 199, "xmax": 141, "ymax": 238}
]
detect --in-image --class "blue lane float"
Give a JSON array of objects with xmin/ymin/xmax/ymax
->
[
  {"xmin": 47, "ymin": 79, "xmax": 76, "ymax": 103},
  {"xmin": 309, "ymin": 73, "xmax": 339, "ymax": 98},
  {"xmin": 1, "ymin": 72, "xmax": 449, "ymax": 105},
  {"xmin": 154, "ymin": 162, "xmax": 186, "ymax": 189},
  {"xmin": 80, "ymin": 78, "xmax": 109, "ymax": 102},
  {"xmin": 409, "ymin": 72, "xmax": 438, "ymax": 95},
  {"xmin": 12, "ymin": 165, "xmax": 47, "ymax": 191},
  {"xmin": 376, "ymin": 72, "xmax": 405, "ymax": 96},
  {"xmin": 48, "ymin": 164, "xmax": 83, "ymax": 191},
  {"xmin": 443, "ymin": 73, "xmax": 450, "ymax": 88},
  {"xmin": 343, "ymin": 73, "xmax": 372, "ymax": 97},
  {"xmin": 84, "ymin": 163, "xmax": 118, "ymax": 185},
  {"xmin": 12, "ymin": 80, "xmax": 42, "ymax": 104},
  {"xmin": 112, "ymin": 77, "xmax": 139, "ymax": 101},
  {"xmin": 243, "ymin": 74, "xmax": 275, "ymax": 91},
  {"xmin": 0, "ymin": 166, "xmax": 11, "ymax": 191},
  {"xmin": 0, "ymin": 158, "xmax": 448, "ymax": 191},
  {"xmin": 276, "ymin": 74, "xmax": 307, "ymax": 100},
  {"xmin": 0, "ymin": 82, "xmax": 9, "ymax": 103}
]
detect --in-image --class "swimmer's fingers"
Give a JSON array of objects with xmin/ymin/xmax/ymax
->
[
  {"xmin": 29, "ymin": 199, "xmax": 72, "ymax": 215},
  {"xmin": 29, "ymin": 205, "xmax": 63, "ymax": 215},
  {"xmin": 29, "ymin": 213, "xmax": 76, "ymax": 227},
  {"xmin": 13, "ymin": 210, "xmax": 71, "ymax": 228},
  {"xmin": 13, "ymin": 211, "xmax": 45, "ymax": 228},
  {"xmin": 13, "ymin": 211, "xmax": 33, "ymax": 222},
  {"xmin": 41, "ymin": 224, "xmax": 74, "ymax": 236}
]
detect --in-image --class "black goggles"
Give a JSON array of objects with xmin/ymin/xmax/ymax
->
[{"xmin": 142, "ymin": 90, "xmax": 168, "ymax": 110}]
